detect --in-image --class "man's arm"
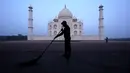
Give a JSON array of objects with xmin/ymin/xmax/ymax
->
[{"xmin": 54, "ymin": 29, "xmax": 64, "ymax": 39}]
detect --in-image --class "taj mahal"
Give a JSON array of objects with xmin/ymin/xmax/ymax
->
[{"xmin": 28, "ymin": 5, "xmax": 104, "ymax": 40}]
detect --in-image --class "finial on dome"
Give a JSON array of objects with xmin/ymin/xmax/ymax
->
[{"xmin": 65, "ymin": 4, "xmax": 66, "ymax": 8}]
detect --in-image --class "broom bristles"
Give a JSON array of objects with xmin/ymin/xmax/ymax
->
[{"xmin": 20, "ymin": 54, "xmax": 43, "ymax": 66}]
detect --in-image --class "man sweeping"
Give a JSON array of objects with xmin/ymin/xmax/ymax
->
[
  {"xmin": 20, "ymin": 21, "xmax": 71, "ymax": 65},
  {"xmin": 54, "ymin": 21, "xmax": 71, "ymax": 58}
]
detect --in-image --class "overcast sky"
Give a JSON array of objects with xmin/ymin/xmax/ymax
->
[{"xmin": 0, "ymin": 0, "xmax": 130, "ymax": 38}]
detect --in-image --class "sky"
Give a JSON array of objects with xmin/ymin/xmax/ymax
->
[{"xmin": 0, "ymin": 0, "xmax": 130, "ymax": 38}]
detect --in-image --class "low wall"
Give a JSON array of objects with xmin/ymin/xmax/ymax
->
[
  {"xmin": 30, "ymin": 35, "xmax": 100, "ymax": 40},
  {"xmin": 33, "ymin": 36, "xmax": 53, "ymax": 40},
  {"xmin": 81, "ymin": 35, "xmax": 100, "ymax": 40}
]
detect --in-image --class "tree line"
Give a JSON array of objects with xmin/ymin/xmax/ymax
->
[{"xmin": 0, "ymin": 34, "xmax": 27, "ymax": 41}]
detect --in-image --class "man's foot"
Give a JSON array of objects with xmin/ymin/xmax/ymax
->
[
  {"xmin": 62, "ymin": 54, "xmax": 67, "ymax": 57},
  {"xmin": 62, "ymin": 54, "xmax": 71, "ymax": 59}
]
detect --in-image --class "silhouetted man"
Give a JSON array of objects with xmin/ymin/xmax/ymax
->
[
  {"xmin": 54, "ymin": 21, "xmax": 71, "ymax": 57},
  {"xmin": 105, "ymin": 37, "xmax": 108, "ymax": 43}
]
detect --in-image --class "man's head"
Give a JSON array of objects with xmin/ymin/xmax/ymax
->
[{"xmin": 61, "ymin": 21, "xmax": 67, "ymax": 27}]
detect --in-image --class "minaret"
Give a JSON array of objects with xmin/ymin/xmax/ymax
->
[
  {"xmin": 99, "ymin": 5, "xmax": 104, "ymax": 40},
  {"xmin": 28, "ymin": 5, "xmax": 33, "ymax": 40}
]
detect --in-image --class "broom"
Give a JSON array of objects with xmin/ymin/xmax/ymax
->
[{"xmin": 20, "ymin": 29, "xmax": 62, "ymax": 66}]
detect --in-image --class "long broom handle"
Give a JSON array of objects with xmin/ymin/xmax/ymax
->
[{"xmin": 39, "ymin": 29, "xmax": 62, "ymax": 56}]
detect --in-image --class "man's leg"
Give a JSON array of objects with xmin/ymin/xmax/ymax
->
[
  {"xmin": 65, "ymin": 39, "xmax": 71, "ymax": 55},
  {"xmin": 68, "ymin": 40, "xmax": 71, "ymax": 56},
  {"xmin": 63, "ymin": 40, "xmax": 70, "ymax": 55},
  {"xmin": 64, "ymin": 40, "xmax": 68, "ymax": 56}
]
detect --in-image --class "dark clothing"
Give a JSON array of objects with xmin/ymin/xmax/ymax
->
[
  {"xmin": 63, "ymin": 25, "xmax": 71, "ymax": 56},
  {"xmin": 55, "ymin": 24, "xmax": 71, "ymax": 57},
  {"xmin": 63, "ymin": 25, "xmax": 71, "ymax": 40},
  {"xmin": 65, "ymin": 38, "xmax": 71, "ymax": 56}
]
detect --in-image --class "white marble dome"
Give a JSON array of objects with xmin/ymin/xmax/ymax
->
[{"xmin": 58, "ymin": 5, "xmax": 73, "ymax": 18}]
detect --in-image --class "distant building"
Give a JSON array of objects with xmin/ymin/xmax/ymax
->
[{"xmin": 28, "ymin": 5, "xmax": 104, "ymax": 40}]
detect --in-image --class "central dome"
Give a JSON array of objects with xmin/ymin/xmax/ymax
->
[{"xmin": 58, "ymin": 5, "xmax": 73, "ymax": 19}]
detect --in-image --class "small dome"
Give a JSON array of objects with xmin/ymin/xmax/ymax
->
[
  {"xmin": 28, "ymin": 4, "xmax": 33, "ymax": 9},
  {"xmin": 73, "ymin": 16, "xmax": 77, "ymax": 19},
  {"xmin": 58, "ymin": 5, "xmax": 73, "ymax": 18},
  {"xmin": 99, "ymin": 4, "xmax": 103, "ymax": 8},
  {"xmin": 54, "ymin": 16, "xmax": 58, "ymax": 19},
  {"xmin": 73, "ymin": 16, "xmax": 77, "ymax": 22},
  {"xmin": 53, "ymin": 16, "xmax": 58, "ymax": 22}
]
